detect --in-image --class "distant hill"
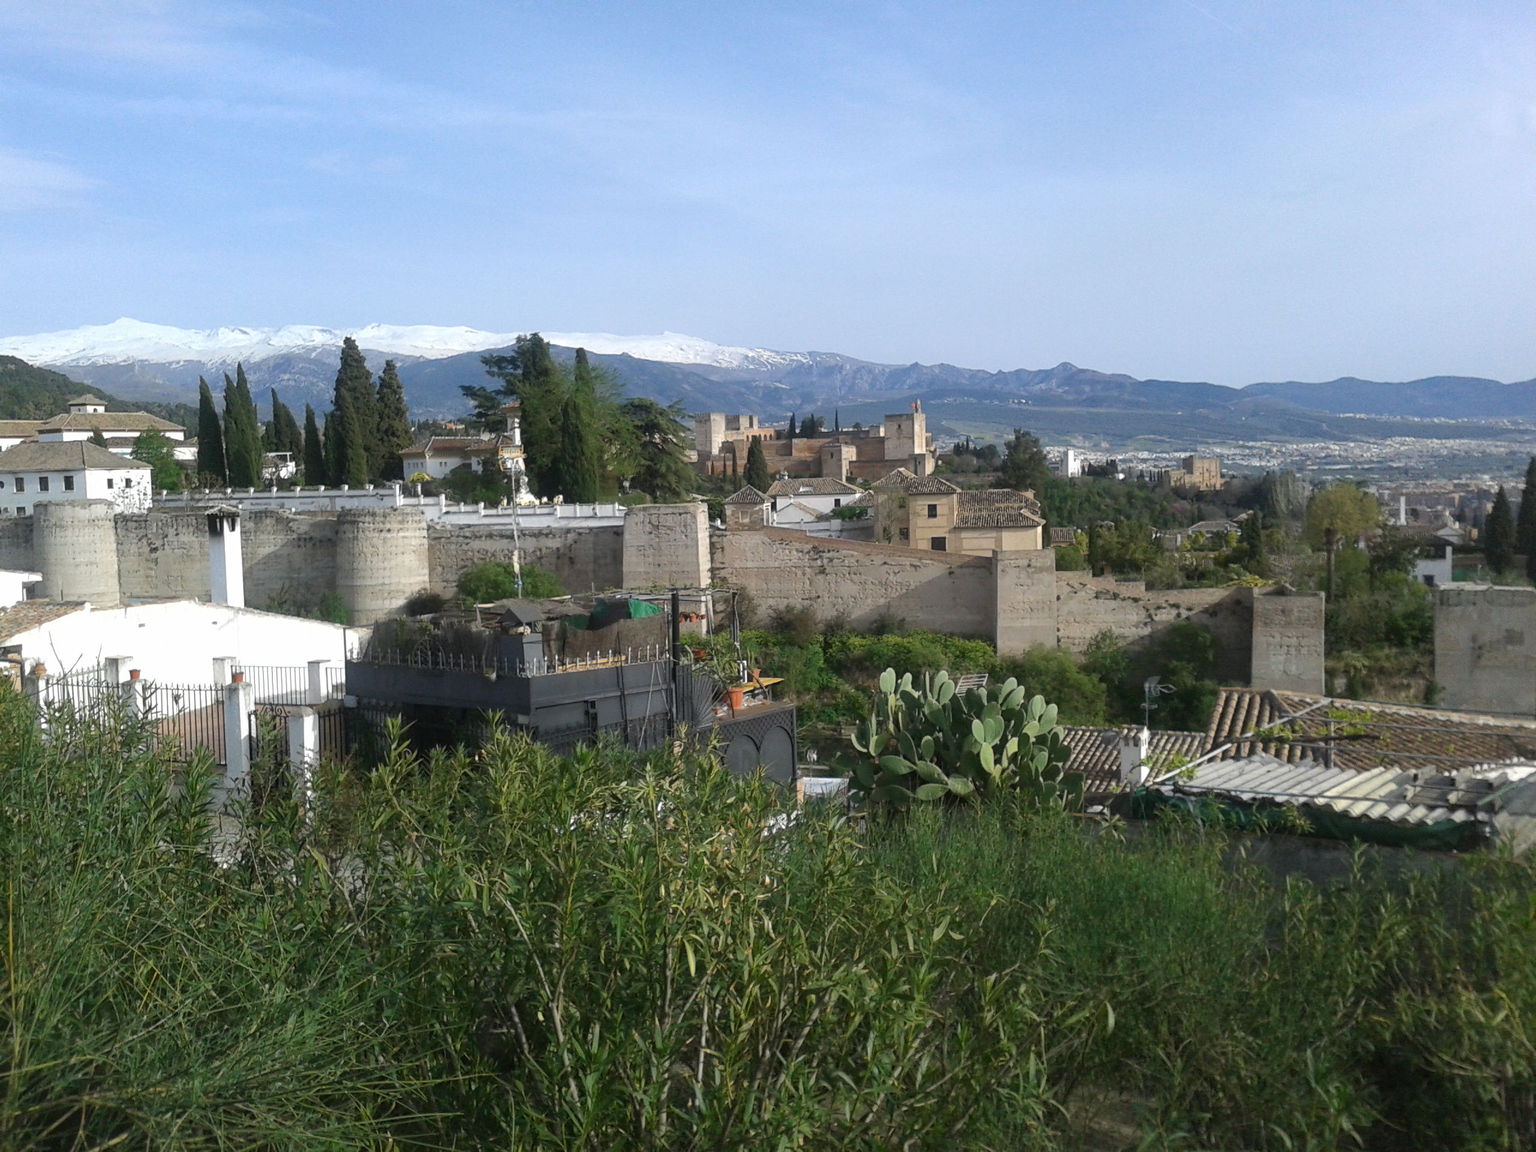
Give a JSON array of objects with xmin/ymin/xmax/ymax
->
[{"xmin": 0, "ymin": 356, "xmax": 197, "ymax": 430}]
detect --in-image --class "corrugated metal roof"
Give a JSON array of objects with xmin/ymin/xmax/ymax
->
[{"xmin": 1152, "ymin": 752, "xmax": 1536, "ymax": 832}]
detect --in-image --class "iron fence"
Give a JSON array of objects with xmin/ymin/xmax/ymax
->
[
  {"xmin": 141, "ymin": 682, "xmax": 227, "ymax": 766},
  {"xmin": 233, "ymin": 663, "xmax": 346, "ymax": 705}
]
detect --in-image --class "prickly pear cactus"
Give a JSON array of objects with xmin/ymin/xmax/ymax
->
[{"xmin": 849, "ymin": 667, "xmax": 1082, "ymax": 809}]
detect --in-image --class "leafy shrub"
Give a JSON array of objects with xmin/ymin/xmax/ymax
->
[{"xmin": 456, "ymin": 561, "xmax": 564, "ymax": 603}]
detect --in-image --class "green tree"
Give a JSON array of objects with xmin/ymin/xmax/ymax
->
[
  {"xmin": 1518, "ymin": 457, "xmax": 1536, "ymax": 583},
  {"xmin": 222, "ymin": 365, "xmax": 264, "ymax": 488},
  {"xmin": 329, "ymin": 337, "xmax": 378, "ymax": 484},
  {"xmin": 999, "ymin": 427, "xmax": 1049, "ymax": 494},
  {"xmin": 267, "ymin": 389, "xmax": 303, "ymax": 458},
  {"xmin": 478, "ymin": 334, "xmax": 561, "ymax": 496},
  {"xmin": 744, "ymin": 438, "xmax": 771, "ymax": 492},
  {"xmin": 89, "ymin": 428, "xmax": 107, "ymax": 449},
  {"xmin": 195, "ymin": 377, "xmax": 226, "ymax": 486},
  {"xmin": 130, "ymin": 428, "xmax": 183, "ymax": 492},
  {"xmin": 302, "ymin": 404, "xmax": 326, "ymax": 485},
  {"xmin": 551, "ymin": 391, "xmax": 600, "ymax": 503},
  {"xmin": 1237, "ymin": 511, "xmax": 1268, "ymax": 576},
  {"xmin": 616, "ymin": 398, "xmax": 693, "ymax": 501},
  {"xmin": 1305, "ymin": 482, "xmax": 1381, "ymax": 599},
  {"xmin": 1485, "ymin": 486, "xmax": 1516, "ymax": 575},
  {"xmin": 375, "ymin": 360, "xmax": 412, "ymax": 482}
]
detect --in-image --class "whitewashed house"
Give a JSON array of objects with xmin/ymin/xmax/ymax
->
[
  {"xmin": 0, "ymin": 441, "xmax": 152, "ymax": 516},
  {"xmin": 0, "ymin": 421, "xmax": 40, "ymax": 450},
  {"xmin": 763, "ymin": 476, "xmax": 862, "ymax": 516},
  {"xmin": 34, "ymin": 394, "xmax": 185, "ymax": 453},
  {"xmin": 0, "ymin": 598, "xmax": 362, "ymax": 686}
]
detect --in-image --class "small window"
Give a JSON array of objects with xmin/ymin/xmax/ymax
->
[
  {"xmin": 106, "ymin": 478, "xmax": 114, "ymax": 489},
  {"xmin": 899, "ymin": 528, "xmax": 909, "ymax": 541},
  {"xmin": 927, "ymin": 503, "xmax": 938, "ymax": 518},
  {"xmin": 38, "ymin": 477, "xmax": 48, "ymax": 492},
  {"xmin": 0, "ymin": 479, "xmax": 6, "ymax": 490},
  {"xmin": 62, "ymin": 475, "xmax": 74, "ymax": 492},
  {"xmin": 124, "ymin": 478, "xmax": 133, "ymax": 488},
  {"xmin": 833, "ymin": 498, "xmax": 841, "ymax": 508},
  {"xmin": 930, "ymin": 536, "xmax": 947, "ymax": 551},
  {"xmin": 14, "ymin": 477, "xmax": 24, "ymax": 493},
  {"xmin": 16, "ymin": 507, "xmax": 25, "ymax": 517}
]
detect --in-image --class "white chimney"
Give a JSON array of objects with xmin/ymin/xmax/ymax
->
[
  {"xmin": 1398, "ymin": 495, "xmax": 1407, "ymax": 527},
  {"xmin": 207, "ymin": 508, "xmax": 245, "ymax": 609},
  {"xmin": 1119, "ymin": 726, "xmax": 1152, "ymax": 787}
]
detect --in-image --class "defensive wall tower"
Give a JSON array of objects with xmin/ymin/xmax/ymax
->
[
  {"xmin": 336, "ymin": 507, "xmax": 430, "ymax": 625},
  {"xmin": 35, "ymin": 500, "xmax": 121, "ymax": 605}
]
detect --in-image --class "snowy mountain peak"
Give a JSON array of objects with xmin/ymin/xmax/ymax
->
[{"xmin": 0, "ymin": 318, "xmax": 810, "ymax": 372}]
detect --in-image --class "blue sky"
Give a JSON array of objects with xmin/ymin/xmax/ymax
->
[{"xmin": 1, "ymin": 0, "xmax": 1533, "ymax": 384}]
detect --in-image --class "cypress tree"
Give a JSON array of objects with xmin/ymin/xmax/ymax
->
[
  {"xmin": 302, "ymin": 404, "xmax": 326, "ymax": 485},
  {"xmin": 1486, "ymin": 487, "xmax": 1516, "ymax": 576},
  {"xmin": 223, "ymin": 366, "xmax": 263, "ymax": 487},
  {"xmin": 1518, "ymin": 456, "xmax": 1536, "ymax": 582},
  {"xmin": 375, "ymin": 360, "xmax": 412, "ymax": 481},
  {"xmin": 269, "ymin": 389, "xmax": 303, "ymax": 458},
  {"xmin": 332, "ymin": 337, "xmax": 378, "ymax": 480},
  {"xmin": 745, "ymin": 438, "xmax": 770, "ymax": 492},
  {"xmin": 195, "ymin": 377, "xmax": 226, "ymax": 486},
  {"xmin": 552, "ymin": 391, "xmax": 600, "ymax": 503}
]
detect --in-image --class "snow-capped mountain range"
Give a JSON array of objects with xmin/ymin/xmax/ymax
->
[
  {"xmin": 2, "ymin": 317, "xmax": 1531, "ymax": 431},
  {"xmin": 0, "ymin": 318, "xmax": 808, "ymax": 373}
]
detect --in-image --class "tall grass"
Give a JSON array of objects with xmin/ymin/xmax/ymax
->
[{"xmin": 3, "ymin": 685, "xmax": 1536, "ymax": 1148}]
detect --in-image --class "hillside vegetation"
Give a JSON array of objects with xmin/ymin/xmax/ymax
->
[
  {"xmin": 4, "ymin": 685, "xmax": 1535, "ymax": 1149},
  {"xmin": 0, "ymin": 355, "xmax": 197, "ymax": 428}
]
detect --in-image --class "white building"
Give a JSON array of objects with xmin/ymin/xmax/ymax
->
[
  {"xmin": 0, "ymin": 441, "xmax": 152, "ymax": 516},
  {"xmin": 0, "ymin": 421, "xmax": 40, "ymax": 451},
  {"xmin": 0, "ymin": 598, "xmax": 362, "ymax": 686},
  {"xmin": 34, "ymin": 394, "xmax": 185, "ymax": 452},
  {"xmin": 763, "ymin": 476, "xmax": 862, "ymax": 516},
  {"xmin": 0, "ymin": 569, "xmax": 41, "ymax": 608}
]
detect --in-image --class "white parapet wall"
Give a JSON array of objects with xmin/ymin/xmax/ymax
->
[{"xmin": 156, "ymin": 484, "xmax": 628, "ymax": 529}]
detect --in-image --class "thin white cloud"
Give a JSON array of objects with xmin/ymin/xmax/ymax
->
[{"xmin": 0, "ymin": 148, "xmax": 95, "ymax": 210}]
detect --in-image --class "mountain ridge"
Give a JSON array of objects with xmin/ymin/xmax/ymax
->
[{"xmin": 1, "ymin": 319, "xmax": 1531, "ymax": 429}]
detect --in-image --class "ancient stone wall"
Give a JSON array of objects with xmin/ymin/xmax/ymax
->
[
  {"xmin": 427, "ymin": 522, "xmax": 624, "ymax": 596},
  {"xmin": 717, "ymin": 529, "xmax": 996, "ymax": 637},
  {"xmin": 0, "ymin": 516, "xmax": 35, "ymax": 573},
  {"xmin": 622, "ymin": 504, "xmax": 712, "ymax": 589},
  {"xmin": 1055, "ymin": 575, "xmax": 1253, "ymax": 682},
  {"xmin": 1435, "ymin": 586, "xmax": 1536, "ymax": 717},
  {"xmin": 1250, "ymin": 589, "xmax": 1326, "ymax": 693}
]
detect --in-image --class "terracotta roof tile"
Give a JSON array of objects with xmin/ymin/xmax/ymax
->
[{"xmin": 0, "ymin": 601, "xmax": 86, "ymax": 644}]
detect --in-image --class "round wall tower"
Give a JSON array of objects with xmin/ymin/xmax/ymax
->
[
  {"xmin": 35, "ymin": 500, "xmax": 121, "ymax": 605},
  {"xmin": 335, "ymin": 507, "xmax": 430, "ymax": 625}
]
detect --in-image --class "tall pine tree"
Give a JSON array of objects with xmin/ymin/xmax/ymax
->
[
  {"xmin": 1518, "ymin": 456, "xmax": 1536, "ymax": 583},
  {"xmin": 374, "ymin": 360, "xmax": 412, "ymax": 481},
  {"xmin": 196, "ymin": 377, "xmax": 226, "ymax": 486},
  {"xmin": 302, "ymin": 404, "xmax": 326, "ymax": 485}
]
